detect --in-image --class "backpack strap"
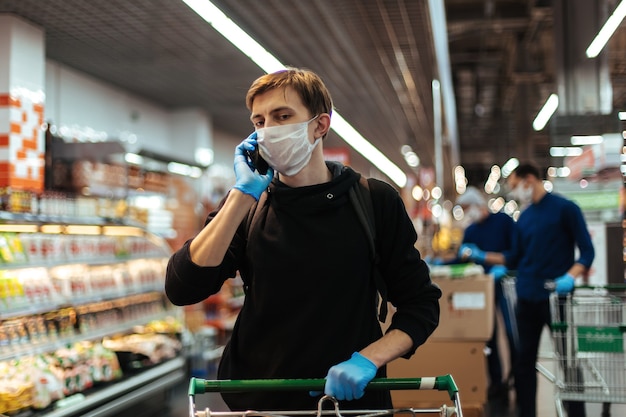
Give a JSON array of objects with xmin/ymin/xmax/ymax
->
[
  {"xmin": 348, "ymin": 176, "xmax": 388, "ymax": 322},
  {"xmin": 242, "ymin": 191, "xmax": 268, "ymax": 290}
]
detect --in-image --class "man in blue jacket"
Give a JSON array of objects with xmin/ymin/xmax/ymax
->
[{"xmin": 506, "ymin": 163, "xmax": 594, "ymax": 417}]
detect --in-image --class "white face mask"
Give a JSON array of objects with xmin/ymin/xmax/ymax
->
[
  {"xmin": 464, "ymin": 205, "xmax": 484, "ymax": 224},
  {"xmin": 257, "ymin": 116, "xmax": 320, "ymax": 176},
  {"xmin": 513, "ymin": 181, "xmax": 533, "ymax": 204}
]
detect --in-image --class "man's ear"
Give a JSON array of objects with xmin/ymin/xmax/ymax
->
[{"xmin": 315, "ymin": 113, "xmax": 331, "ymax": 139}]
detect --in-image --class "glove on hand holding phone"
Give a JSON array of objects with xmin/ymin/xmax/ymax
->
[{"xmin": 233, "ymin": 133, "xmax": 274, "ymax": 201}]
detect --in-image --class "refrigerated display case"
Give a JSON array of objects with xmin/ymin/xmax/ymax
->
[{"xmin": 0, "ymin": 214, "xmax": 185, "ymax": 416}]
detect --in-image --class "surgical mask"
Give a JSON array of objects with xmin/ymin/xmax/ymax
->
[
  {"xmin": 464, "ymin": 205, "xmax": 483, "ymax": 224},
  {"xmin": 513, "ymin": 181, "xmax": 533, "ymax": 204},
  {"xmin": 257, "ymin": 116, "xmax": 320, "ymax": 176}
]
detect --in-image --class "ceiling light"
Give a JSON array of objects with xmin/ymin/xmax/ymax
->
[
  {"xmin": 549, "ymin": 147, "xmax": 584, "ymax": 157},
  {"xmin": 194, "ymin": 147, "xmax": 214, "ymax": 166},
  {"xmin": 618, "ymin": 111, "xmax": 626, "ymax": 120},
  {"xmin": 431, "ymin": 186, "xmax": 442, "ymax": 200},
  {"xmin": 125, "ymin": 153, "xmax": 144, "ymax": 165},
  {"xmin": 411, "ymin": 185, "xmax": 424, "ymax": 201},
  {"xmin": 404, "ymin": 151, "xmax": 420, "ymax": 168},
  {"xmin": 586, "ymin": 0, "xmax": 626, "ymax": 58},
  {"xmin": 167, "ymin": 162, "xmax": 203, "ymax": 178},
  {"xmin": 571, "ymin": 135, "xmax": 603, "ymax": 145},
  {"xmin": 181, "ymin": 0, "xmax": 283, "ymax": 73},
  {"xmin": 181, "ymin": 0, "xmax": 407, "ymax": 187},
  {"xmin": 501, "ymin": 158, "xmax": 519, "ymax": 178},
  {"xmin": 331, "ymin": 114, "xmax": 407, "ymax": 187},
  {"xmin": 532, "ymin": 94, "xmax": 559, "ymax": 131}
]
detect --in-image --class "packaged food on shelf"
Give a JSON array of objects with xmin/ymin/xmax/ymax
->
[
  {"xmin": 103, "ymin": 333, "xmax": 182, "ymax": 372},
  {"xmin": 0, "ymin": 360, "xmax": 36, "ymax": 414}
]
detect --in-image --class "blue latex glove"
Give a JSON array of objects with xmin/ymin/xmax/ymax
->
[
  {"xmin": 314, "ymin": 352, "xmax": 377, "ymax": 401},
  {"xmin": 490, "ymin": 265, "xmax": 508, "ymax": 282},
  {"xmin": 232, "ymin": 133, "xmax": 274, "ymax": 201},
  {"xmin": 554, "ymin": 273, "xmax": 575, "ymax": 295},
  {"xmin": 458, "ymin": 243, "xmax": 486, "ymax": 263}
]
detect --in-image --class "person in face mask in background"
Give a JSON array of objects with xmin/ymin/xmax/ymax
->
[
  {"xmin": 455, "ymin": 187, "xmax": 516, "ymax": 405},
  {"xmin": 505, "ymin": 162, "xmax": 594, "ymax": 417},
  {"xmin": 164, "ymin": 67, "xmax": 441, "ymax": 412}
]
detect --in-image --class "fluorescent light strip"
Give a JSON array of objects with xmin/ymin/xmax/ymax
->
[
  {"xmin": 571, "ymin": 135, "xmax": 604, "ymax": 145},
  {"xmin": 619, "ymin": 111, "xmax": 626, "ymax": 120},
  {"xmin": 586, "ymin": 0, "xmax": 626, "ymax": 58},
  {"xmin": 181, "ymin": 0, "xmax": 407, "ymax": 188},
  {"xmin": 331, "ymin": 114, "xmax": 407, "ymax": 186},
  {"xmin": 532, "ymin": 94, "xmax": 559, "ymax": 131},
  {"xmin": 549, "ymin": 147, "xmax": 584, "ymax": 157}
]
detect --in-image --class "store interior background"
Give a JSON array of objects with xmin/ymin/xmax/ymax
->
[
  {"xmin": 0, "ymin": 0, "xmax": 625, "ymax": 416},
  {"xmin": 1, "ymin": 0, "xmax": 623, "ymax": 274}
]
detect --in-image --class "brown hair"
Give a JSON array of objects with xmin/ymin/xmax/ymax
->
[
  {"xmin": 246, "ymin": 67, "xmax": 333, "ymax": 119},
  {"xmin": 511, "ymin": 162, "xmax": 542, "ymax": 180}
]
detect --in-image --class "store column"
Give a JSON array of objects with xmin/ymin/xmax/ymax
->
[{"xmin": 0, "ymin": 15, "xmax": 46, "ymax": 197}]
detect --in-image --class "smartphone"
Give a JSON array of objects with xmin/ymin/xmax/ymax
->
[{"xmin": 246, "ymin": 147, "xmax": 270, "ymax": 175}]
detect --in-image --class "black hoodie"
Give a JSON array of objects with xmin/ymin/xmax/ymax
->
[{"xmin": 165, "ymin": 161, "xmax": 441, "ymax": 411}]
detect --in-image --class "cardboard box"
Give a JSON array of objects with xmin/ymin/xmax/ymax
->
[
  {"xmin": 387, "ymin": 340, "xmax": 488, "ymax": 406},
  {"xmin": 430, "ymin": 274, "xmax": 494, "ymax": 341}
]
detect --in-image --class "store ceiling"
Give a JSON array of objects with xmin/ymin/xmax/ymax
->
[{"xmin": 1, "ymin": 0, "xmax": 625, "ymax": 190}]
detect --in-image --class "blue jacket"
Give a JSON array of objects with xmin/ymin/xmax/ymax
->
[
  {"xmin": 507, "ymin": 192, "xmax": 595, "ymax": 302},
  {"xmin": 463, "ymin": 212, "xmax": 515, "ymax": 274}
]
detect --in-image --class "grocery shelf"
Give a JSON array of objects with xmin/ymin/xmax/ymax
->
[
  {"xmin": 40, "ymin": 356, "xmax": 186, "ymax": 417},
  {"xmin": 0, "ymin": 310, "xmax": 176, "ymax": 362},
  {"xmin": 0, "ymin": 254, "xmax": 167, "ymax": 271}
]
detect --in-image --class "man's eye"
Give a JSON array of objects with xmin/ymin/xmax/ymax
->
[
  {"xmin": 277, "ymin": 114, "xmax": 291, "ymax": 121},
  {"xmin": 253, "ymin": 121, "xmax": 265, "ymax": 128}
]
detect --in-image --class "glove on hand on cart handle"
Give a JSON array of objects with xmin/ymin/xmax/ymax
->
[
  {"xmin": 489, "ymin": 265, "xmax": 508, "ymax": 282},
  {"xmin": 458, "ymin": 243, "xmax": 486, "ymax": 263},
  {"xmin": 312, "ymin": 352, "xmax": 377, "ymax": 401},
  {"xmin": 233, "ymin": 133, "xmax": 274, "ymax": 201},
  {"xmin": 554, "ymin": 273, "xmax": 575, "ymax": 295}
]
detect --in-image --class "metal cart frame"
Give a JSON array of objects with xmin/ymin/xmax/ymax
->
[
  {"xmin": 549, "ymin": 287, "xmax": 626, "ymax": 417},
  {"xmin": 188, "ymin": 375, "xmax": 463, "ymax": 417}
]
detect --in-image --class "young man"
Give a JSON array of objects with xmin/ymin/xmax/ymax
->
[
  {"xmin": 456, "ymin": 187, "xmax": 516, "ymax": 405},
  {"xmin": 165, "ymin": 67, "xmax": 441, "ymax": 412},
  {"xmin": 506, "ymin": 163, "xmax": 595, "ymax": 417}
]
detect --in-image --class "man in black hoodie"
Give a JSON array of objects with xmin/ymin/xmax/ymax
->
[{"xmin": 165, "ymin": 67, "xmax": 441, "ymax": 412}]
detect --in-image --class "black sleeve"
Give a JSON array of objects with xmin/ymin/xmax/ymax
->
[{"xmin": 164, "ymin": 192, "xmax": 247, "ymax": 306}]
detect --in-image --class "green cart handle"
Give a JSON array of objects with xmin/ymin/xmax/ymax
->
[{"xmin": 189, "ymin": 375, "xmax": 459, "ymax": 400}]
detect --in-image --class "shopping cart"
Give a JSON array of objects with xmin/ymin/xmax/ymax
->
[
  {"xmin": 549, "ymin": 286, "xmax": 626, "ymax": 417},
  {"xmin": 188, "ymin": 375, "xmax": 463, "ymax": 417}
]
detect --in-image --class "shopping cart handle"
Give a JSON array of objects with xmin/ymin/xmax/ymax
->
[{"xmin": 189, "ymin": 375, "xmax": 459, "ymax": 400}]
